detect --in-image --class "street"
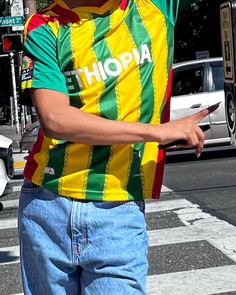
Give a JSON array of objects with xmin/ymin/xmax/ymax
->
[{"xmin": 0, "ymin": 146, "xmax": 236, "ymax": 294}]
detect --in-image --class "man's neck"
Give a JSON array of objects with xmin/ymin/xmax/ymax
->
[{"xmin": 63, "ymin": 0, "xmax": 111, "ymax": 8}]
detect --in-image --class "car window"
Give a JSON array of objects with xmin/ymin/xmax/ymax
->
[
  {"xmin": 209, "ymin": 62, "xmax": 224, "ymax": 91},
  {"xmin": 172, "ymin": 65, "xmax": 205, "ymax": 96}
]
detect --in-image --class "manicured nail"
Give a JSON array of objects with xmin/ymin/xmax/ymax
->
[{"xmin": 196, "ymin": 150, "xmax": 201, "ymax": 158}]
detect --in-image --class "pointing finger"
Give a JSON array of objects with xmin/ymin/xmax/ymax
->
[{"xmin": 192, "ymin": 102, "xmax": 221, "ymax": 123}]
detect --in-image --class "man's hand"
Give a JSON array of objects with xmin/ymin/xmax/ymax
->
[{"xmin": 156, "ymin": 102, "xmax": 220, "ymax": 157}]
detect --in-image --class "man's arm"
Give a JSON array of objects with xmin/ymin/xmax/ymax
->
[{"xmin": 31, "ymin": 88, "xmax": 217, "ymax": 156}]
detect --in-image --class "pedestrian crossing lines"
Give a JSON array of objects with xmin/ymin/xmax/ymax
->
[{"xmin": 1, "ymin": 179, "xmax": 236, "ymax": 295}]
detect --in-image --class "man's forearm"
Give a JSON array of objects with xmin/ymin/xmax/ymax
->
[{"xmin": 41, "ymin": 105, "xmax": 160, "ymax": 145}]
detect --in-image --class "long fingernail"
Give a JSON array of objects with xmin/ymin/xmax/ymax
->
[{"xmin": 196, "ymin": 151, "xmax": 201, "ymax": 158}]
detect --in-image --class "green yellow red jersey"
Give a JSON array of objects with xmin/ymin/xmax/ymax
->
[{"xmin": 21, "ymin": 0, "xmax": 193, "ymax": 201}]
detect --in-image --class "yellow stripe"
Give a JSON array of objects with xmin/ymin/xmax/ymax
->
[
  {"xmin": 103, "ymin": 7, "xmax": 140, "ymax": 200},
  {"xmin": 138, "ymin": 2, "xmax": 168, "ymax": 193},
  {"xmin": 21, "ymin": 80, "xmax": 27, "ymax": 91},
  {"xmin": 104, "ymin": 145, "xmax": 132, "ymax": 201},
  {"xmin": 139, "ymin": 3, "xmax": 168, "ymax": 124},
  {"xmin": 60, "ymin": 19, "xmax": 104, "ymax": 197},
  {"xmin": 60, "ymin": 144, "xmax": 93, "ymax": 199},
  {"xmin": 47, "ymin": 20, "xmax": 59, "ymax": 38},
  {"xmin": 71, "ymin": 20, "xmax": 104, "ymax": 111},
  {"xmin": 31, "ymin": 136, "xmax": 52, "ymax": 185},
  {"xmin": 23, "ymin": 16, "xmax": 33, "ymax": 40}
]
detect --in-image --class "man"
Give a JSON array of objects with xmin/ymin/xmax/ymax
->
[{"xmin": 19, "ymin": 0, "xmax": 216, "ymax": 294}]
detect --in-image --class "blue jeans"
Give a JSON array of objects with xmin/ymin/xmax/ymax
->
[{"xmin": 18, "ymin": 180, "xmax": 149, "ymax": 295}]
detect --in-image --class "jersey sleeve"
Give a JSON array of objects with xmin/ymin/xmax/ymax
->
[
  {"xmin": 21, "ymin": 14, "xmax": 68, "ymax": 95},
  {"xmin": 150, "ymin": 0, "xmax": 195, "ymax": 24}
]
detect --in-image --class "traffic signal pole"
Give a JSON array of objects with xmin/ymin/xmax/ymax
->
[
  {"xmin": 9, "ymin": 52, "xmax": 20, "ymax": 134},
  {"xmin": 23, "ymin": 0, "xmax": 37, "ymax": 21}
]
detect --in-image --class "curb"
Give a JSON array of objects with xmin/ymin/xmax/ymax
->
[{"xmin": 14, "ymin": 161, "xmax": 26, "ymax": 169}]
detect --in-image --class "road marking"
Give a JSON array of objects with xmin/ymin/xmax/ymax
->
[
  {"xmin": 148, "ymin": 219, "xmax": 236, "ymax": 247},
  {"xmin": 145, "ymin": 199, "xmax": 194, "ymax": 213},
  {"xmin": 13, "ymin": 186, "xmax": 21, "ymax": 192},
  {"xmin": 1, "ymin": 199, "xmax": 19, "ymax": 208},
  {"xmin": 147, "ymin": 265, "xmax": 236, "ymax": 295},
  {"xmin": 13, "ymin": 162, "xmax": 26, "ymax": 169},
  {"xmin": 0, "ymin": 218, "xmax": 17, "ymax": 229},
  {"xmin": 0, "ymin": 245, "xmax": 19, "ymax": 265},
  {"xmin": 10, "ymin": 179, "xmax": 23, "ymax": 184},
  {"xmin": 209, "ymin": 236, "xmax": 236, "ymax": 263},
  {"xmin": 161, "ymin": 185, "xmax": 173, "ymax": 193}
]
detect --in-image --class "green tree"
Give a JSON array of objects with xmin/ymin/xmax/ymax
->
[
  {"xmin": 36, "ymin": 0, "xmax": 51, "ymax": 10},
  {"xmin": 175, "ymin": 0, "xmax": 225, "ymax": 62}
]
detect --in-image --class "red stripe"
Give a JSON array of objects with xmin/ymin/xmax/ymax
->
[
  {"xmin": 152, "ymin": 68, "xmax": 173, "ymax": 198},
  {"xmin": 26, "ymin": 14, "xmax": 57, "ymax": 36},
  {"xmin": 24, "ymin": 129, "xmax": 44, "ymax": 181},
  {"xmin": 51, "ymin": 4, "xmax": 80, "ymax": 23},
  {"xmin": 120, "ymin": 0, "xmax": 128, "ymax": 10}
]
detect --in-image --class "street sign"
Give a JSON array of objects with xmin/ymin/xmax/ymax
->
[
  {"xmin": 10, "ymin": 0, "xmax": 24, "ymax": 31},
  {"xmin": 0, "ymin": 16, "xmax": 23, "ymax": 27},
  {"xmin": 196, "ymin": 50, "xmax": 210, "ymax": 60},
  {"xmin": 220, "ymin": 2, "xmax": 235, "ymax": 83}
]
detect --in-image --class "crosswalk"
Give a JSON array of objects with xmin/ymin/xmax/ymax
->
[{"xmin": 1, "ymin": 179, "xmax": 236, "ymax": 294}]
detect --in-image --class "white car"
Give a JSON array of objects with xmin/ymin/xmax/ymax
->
[
  {"xmin": 171, "ymin": 57, "xmax": 229, "ymax": 147},
  {"xmin": 0, "ymin": 135, "xmax": 14, "ymax": 211}
]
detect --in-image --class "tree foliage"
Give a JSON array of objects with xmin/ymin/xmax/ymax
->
[
  {"xmin": 175, "ymin": 0, "xmax": 225, "ymax": 62},
  {"xmin": 36, "ymin": 0, "xmax": 51, "ymax": 10}
]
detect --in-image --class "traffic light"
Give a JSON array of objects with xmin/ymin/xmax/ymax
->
[{"xmin": 2, "ymin": 34, "xmax": 22, "ymax": 53}]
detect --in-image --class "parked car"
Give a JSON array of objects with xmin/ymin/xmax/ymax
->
[
  {"xmin": 0, "ymin": 135, "xmax": 14, "ymax": 211},
  {"xmin": 20, "ymin": 120, "xmax": 40, "ymax": 152},
  {"xmin": 171, "ymin": 57, "xmax": 229, "ymax": 147}
]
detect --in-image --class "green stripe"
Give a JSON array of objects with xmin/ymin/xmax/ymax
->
[
  {"xmin": 150, "ymin": 0, "xmax": 178, "ymax": 24},
  {"xmin": 85, "ymin": 15, "xmax": 118, "ymax": 200},
  {"xmin": 42, "ymin": 140, "xmax": 67, "ymax": 194},
  {"xmin": 58, "ymin": 25, "xmax": 83, "ymax": 109},
  {"xmin": 125, "ymin": 2, "xmax": 155, "ymax": 199},
  {"xmin": 85, "ymin": 146, "xmax": 111, "ymax": 200}
]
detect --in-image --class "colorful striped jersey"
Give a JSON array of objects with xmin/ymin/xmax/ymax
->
[{"xmin": 21, "ymin": 0, "xmax": 193, "ymax": 201}]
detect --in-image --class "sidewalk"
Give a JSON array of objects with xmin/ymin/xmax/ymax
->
[{"xmin": 0, "ymin": 124, "xmax": 27, "ymax": 173}]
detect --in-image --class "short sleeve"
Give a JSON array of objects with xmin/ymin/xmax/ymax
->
[
  {"xmin": 150, "ymin": 0, "xmax": 194, "ymax": 24},
  {"xmin": 21, "ymin": 15, "xmax": 69, "ymax": 95}
]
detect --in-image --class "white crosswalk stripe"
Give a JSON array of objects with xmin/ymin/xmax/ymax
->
[
  {"xmin": 147, "ymin": 265, "xmax": 236, "ymax": 295},
  {"xmin": 1, "ymin": 180, "xmax": 236, "ymax": 295}
]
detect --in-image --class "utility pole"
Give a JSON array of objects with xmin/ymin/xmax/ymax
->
[
  {"xmin": 23, "ymin": 0, "xmax": 37, "ymax": 21},
  {"xmin": 9, "ymin": 52, "xmax": 20, "ymax": 134},
  {"xmin": 22, "ymin": 0, "xmax": 37, "ymax": 124}
]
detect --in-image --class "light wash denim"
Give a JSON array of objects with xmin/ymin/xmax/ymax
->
[{"xmin": 18, "ymin": 180, "xmax": 149, "ymax": 295}]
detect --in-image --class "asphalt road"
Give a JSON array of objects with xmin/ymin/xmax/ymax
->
[
  {"xmin": 0, "ymin": 146, "xmax": 236, "ymax": 294},
  {"xmin": 164, "ymin": 145, "xmax": 236, "ymax": 227}
]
